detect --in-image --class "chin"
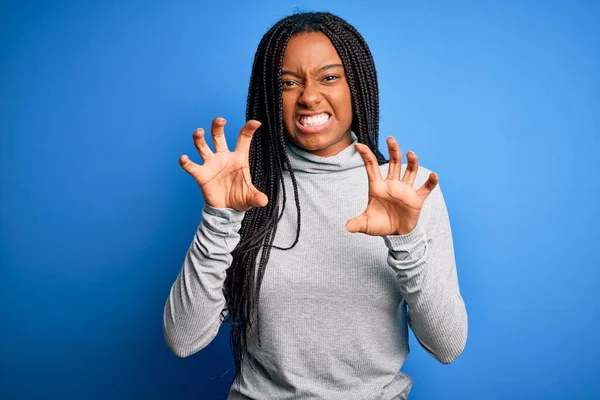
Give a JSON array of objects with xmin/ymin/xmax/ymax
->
[{"xmin": 293, "ymin": 135, "xmax": 331, "ymax": 149}]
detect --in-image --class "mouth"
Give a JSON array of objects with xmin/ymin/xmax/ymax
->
[{"xmin": 295, "ymin": 112, "xmax": 332, "ymax": 134}]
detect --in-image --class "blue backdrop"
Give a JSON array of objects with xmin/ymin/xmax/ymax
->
[{"xmin": 2, "ymin": 0, "xmax": 598, "ymax": 399}]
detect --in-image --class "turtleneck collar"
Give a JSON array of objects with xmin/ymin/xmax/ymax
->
[{"xmin": 283, "ymin": 131, "xmax": 366, "ymax": 174}]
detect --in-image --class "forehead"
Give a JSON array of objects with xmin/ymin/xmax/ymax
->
[{"xmin": 282, "ymin": 32, "xmax": 342, "ymax": 69}]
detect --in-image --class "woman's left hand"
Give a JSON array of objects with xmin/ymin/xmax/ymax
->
[{"xmin": 346, "ymin": 136, "xmax": 439, "ymax": 236}]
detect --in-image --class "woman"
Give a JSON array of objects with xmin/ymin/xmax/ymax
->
[{"xmin": 164, "ymin": 11, "xmax": 468, "ymax": 399}]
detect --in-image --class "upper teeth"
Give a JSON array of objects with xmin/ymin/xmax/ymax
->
[{"xmin": 300, "ymin": 113, "xmax": 330, "ymax": 126}]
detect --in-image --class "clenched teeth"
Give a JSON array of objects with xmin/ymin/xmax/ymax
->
[{"xmin": 299, "ymin": 113, "xmax": 330, "ymax": 126}]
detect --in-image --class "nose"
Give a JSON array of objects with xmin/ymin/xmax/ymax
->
[{"xmin": 298, "ymin": 80, "xmax": 322, "ymax": 109}]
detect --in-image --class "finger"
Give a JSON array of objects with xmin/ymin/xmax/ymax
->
[
  {"xmin": 179, "ymin": 154, "xmax": 199, "ymax": 175},
  {"xmin": 416, "ymin": 172, "xmax": 439, "ymax": 201},
  {"xmin": 193, "ymin": 128, "xmax": 214, "ymax": 161},
  {"xmin": 402, "ymin": 150, "xmax": 419, "ymax": 187},
  {"xmin": 235, "ymin": 120, "xmax": 262, "ymax": 156},
  {"xmin": 386, "ymin": 136, "xmax": 402, "ymax": 181},
  {"xmin": 354, "ymin": 143, "xmax": 383, "ymax": 182},
  {"xmin": 248, "ymin": 188, "xmax": 269, "ymax": 208},
  {"xmin": 211, "ymin": 117, "xmax": 229, "ymax": 153},
  {"xmin": 346, "ymin": 214, "xmax": 367, "ymax": 233}
]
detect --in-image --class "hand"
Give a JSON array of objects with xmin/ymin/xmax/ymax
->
[
  {"xmin": 179, "ymin": 117, "xmax": 268, "ymax": 212},
  {"xmin": 345, "ymin": 136, "xmax": 439, "ymax": 236}
]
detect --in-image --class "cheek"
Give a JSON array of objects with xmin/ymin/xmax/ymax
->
[
  {"xmin": 282, "ymin": 94, "xmax": 296, "ymax": 126},
  {"xmin": 332, "ymin": 91, "xmax": 353, "ymax": 123}
]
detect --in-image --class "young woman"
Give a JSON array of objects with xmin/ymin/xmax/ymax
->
[{"xmin": 164, "ymin": 11, "xmax": 468, "ymax": 400}]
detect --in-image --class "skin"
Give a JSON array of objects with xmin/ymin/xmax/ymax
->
[
  {"xmin": 281, "ymin": 32, "xmax": 353, "ymax": 157},
  {"xmin": 179, "ymin": 118, "xmax": 268, "ymax": 212},
  {"xmin": 179, "ymin": 31, "xmax": 440, "ymax": 235},
  {"xmin": 346, "ymin": 139, "xmax": 439, "ymax": 235}
]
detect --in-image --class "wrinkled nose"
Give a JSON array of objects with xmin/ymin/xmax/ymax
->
[{"xmin": 298, "ymin": 80, "xmax": 323, "ymax": 109}]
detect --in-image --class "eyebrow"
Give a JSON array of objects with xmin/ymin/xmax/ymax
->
[{"xmin": 281, "ymin": 63, "xmax": 344, "ymax": 78}]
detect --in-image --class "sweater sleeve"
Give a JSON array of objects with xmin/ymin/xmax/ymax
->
[
  {"xmin": 382, "ymin": 182, "xmax": 468, "ymax": 364},
  {"xmin": 163, "ymin": 203, "xmax": 246, "ymax": 358}
]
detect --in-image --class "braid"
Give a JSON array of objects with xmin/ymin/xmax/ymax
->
[{"xmin": 223, "ymin": 11, "xmax": 388, "ymax": 387}]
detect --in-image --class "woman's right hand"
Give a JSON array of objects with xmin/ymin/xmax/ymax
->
[{"xmin": 179, "ymin": 117, "xmax": 269, "ymax": 212}]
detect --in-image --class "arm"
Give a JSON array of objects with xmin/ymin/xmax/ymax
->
[
  {"xmin": 383, "ymin": 183, "xmax": 468, "ymax": 364},
  {"xmin": 165, "ymin": 118, "xmax": 265, "ymax": 357},
  {"xmin": 163, "ymin": 204, "xmax": 245, "ymax": 358}
]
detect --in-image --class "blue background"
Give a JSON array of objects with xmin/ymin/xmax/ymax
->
[{"xmin": 1, "ymin": 0, "xmax": 598, "ymax": 399}]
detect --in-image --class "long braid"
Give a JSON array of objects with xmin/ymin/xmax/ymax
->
[{"xmin": 223, "ymin": 11, "xmax": 389, "ymax": 386}]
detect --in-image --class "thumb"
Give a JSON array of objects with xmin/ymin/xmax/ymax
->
[
  {"xmin": 179, "ymin": 154, "xmax": 196, "ymax": 174},
  {"xmin": 179, "ymin": 154, "xmax": 203, "ymax": 184},
  {"xmin": 345, "ymin": 214, "xmax": 366, "ymax": 233},
  {"xmin": 248, "ymin": 189, "xmax": 269, "ymax": 208}
]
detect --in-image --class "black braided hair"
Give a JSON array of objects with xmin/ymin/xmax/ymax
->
[{"xmin": 222, "ymin": 11, "xmax": 388, "ymax": 386}]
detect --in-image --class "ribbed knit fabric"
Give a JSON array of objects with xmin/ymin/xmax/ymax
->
[{"xmin": 163, "ymin": 131, "xmax": 468, "ymax": 399}]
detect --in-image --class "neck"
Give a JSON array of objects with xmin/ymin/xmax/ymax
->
[{"xmin": 283, "ymin": 131, "xmax": 367, "ymax": 174}]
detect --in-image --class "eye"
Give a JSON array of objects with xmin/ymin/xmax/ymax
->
[
  {"xmin": 322, "ymin": 75, "xmax": 339, "ymax": 82},
  {"xmin": 282, "ymin": 80, "xmax": 298, "ymax": 88}
]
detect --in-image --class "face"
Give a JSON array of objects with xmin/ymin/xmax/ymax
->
[{"xmin": 281, "ymin": 32, "xmax": 353, "ymax": 157}]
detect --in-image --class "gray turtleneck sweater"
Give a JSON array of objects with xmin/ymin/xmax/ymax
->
[{"xmin": 163, "ymin": 132, "xmax": 468, "ymax": 399}]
